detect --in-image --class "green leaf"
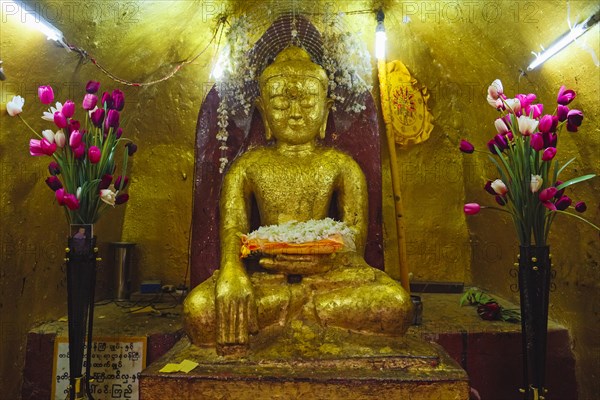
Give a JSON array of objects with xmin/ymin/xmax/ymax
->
[
  {"xmin": 556, "ymin": 157, "xmax": 576, "ymax": 179},
  {"xmin": 556, "ymin": 174, "xmax": 596, "ymax": 191}
]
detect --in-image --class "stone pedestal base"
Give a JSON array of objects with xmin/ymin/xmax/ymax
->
[{"xmin": 140, "ymin": 323, "xmax": 469, "ymax": 400}]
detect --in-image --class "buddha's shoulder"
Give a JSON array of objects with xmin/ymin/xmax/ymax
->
[
  {"xmin": 231, "ymin": 147, "xmax": 274, "ymax": 165},
  {"xmin": 317, "ymin": 147, "xmax": 360, "ymax": 165}
]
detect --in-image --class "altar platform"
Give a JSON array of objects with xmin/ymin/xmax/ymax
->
[{"xmin": 22, "ymin": 292, "xmax": 578, "ymax": 400}]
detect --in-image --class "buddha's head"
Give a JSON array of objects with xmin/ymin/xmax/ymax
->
[{"xmin": 256, "ymin": 46, "xmax": 333, "ymax": 144}]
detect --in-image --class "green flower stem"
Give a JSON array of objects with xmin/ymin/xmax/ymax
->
[
  {"xmin": 18, "ymin": 115, "xmax": 41, "ymax": 138},
  {"xmin": 553, "ymin": 210, "xmax": 600, "ymax": 232}
]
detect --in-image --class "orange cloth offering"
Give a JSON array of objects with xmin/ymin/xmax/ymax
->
[{"xmin": 240, "ymin": 219, "xmax": 355, "ymax": 258}]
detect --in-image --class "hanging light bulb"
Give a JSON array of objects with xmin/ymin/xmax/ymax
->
[
  {"xmin": 527, "ymin": 9, "xmax": 599, "ymax": 71},
  {"xmin": 375, "ymin": 9, "xmax": 387, "ymax": 61},
  {"xmin": 3, "ymin": 0, "xmax": 69, "ymax": 49}
]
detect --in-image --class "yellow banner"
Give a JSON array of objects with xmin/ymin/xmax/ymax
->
[{"xmin": 385, "ymin": 61, "xmax": 433, "ymax": 146}]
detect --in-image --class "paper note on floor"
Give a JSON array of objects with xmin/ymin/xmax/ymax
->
[{"xmin": 159, "ymin": 360, "xmax": 198, "ymax": 373}]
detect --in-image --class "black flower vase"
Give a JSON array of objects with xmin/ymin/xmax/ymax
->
[
  {"xmin": 518, "ymin": 245, "xmax": 551, "ymax": 400},
  {"xmin": 66, "ymin": 235, "xmax": 98, "ymax": 400}
]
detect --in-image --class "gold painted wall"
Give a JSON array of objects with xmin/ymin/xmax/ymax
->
[{"xmin": 0, "ymin": 0, "xmax": 598, "ymax": 399}]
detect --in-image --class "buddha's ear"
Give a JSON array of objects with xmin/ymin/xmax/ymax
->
[
  {"xmin": 254, "ymin": 97, "xmax": 272, "ymax": 140},
  {"xmin": 319, "ymin": 98, "xmax": 334, "ymax": 140}
]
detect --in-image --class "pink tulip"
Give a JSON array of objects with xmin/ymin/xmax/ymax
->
[
  {"xmin": 493, "ymin": 134, "xmax": 508, "ymax": 151},
  {"xmin": 38, "ymin": 85, "xmax": 54, "ymax": 104},
  {"xmin": 68, "ymin": 119, "xmax": 80, "ymax": 134},
  {"xmin": 542, "ymin": 131, "xmax": 557, "ymax": 148},
  {"xmin": 557, "ymin": 105, "xmax": 569, "ymax": 122},
  {"xmin": 55, "ymin": 188, "xmax": 66, "ymax": 205},
  {"xmin": 542, "ymin": 147, "xmax": 557, "ymax": 161},
  {"xmin": 459, "ymin": 140, "xmax": 475, "ymax": 154},
  {"xmin": 557, "ymin": 85, "xmax": 576, "ymax": 105},
  {"xmin": 29, "ymin": 138, "xmax": 56, "ymax": 156},
  {"xmin": 61, "ymin": 100, "xmax": 75, "ymax": 118},
  {"xmin": 464, "ymin": 203, "xmax": 481, "ymax": 215},
  {"xmin": 69, "ymin": 130, "xmax": 83, "ymax": 148},
  {"xmin": 82, "ymin": 94, "xmax": 97, "ymax": 110},
  {"xmin": 530, "ymin": 103, "xmax": 543, "ymax": 119},
  {"xmin": 86, "ymin": 81, "xmax": 100, "ymax": 94},
  {"xmin": 566, "ymin": 109, "xmax": 583, "ymax": 132},
  {"xmin": 575, "ymin": 201, "xmax": 587, "ymax": 212},
  {"xmin": 63, "ymin": 193, "xmax": 80, "ymax": 210},
  {"xmin": 542, "ymin": 201, "xmax": 557, "ymax": 211},
  {"xmin": 112, "ymin": 89, "xmax": 125, "ymax": 111},
  {"xmin": 530, "ymin": 133, "xmax": 544, "ymax": 151},
  {"xmin": 538, "ymin": 115, "xmax": 553, "ymax": 133},
  {"xmin": 53, "ymin": 111, "xmax": 67, "ymax": 129},
  {"xmin": 90, "ymin": 108, "xmax": 105, "ymax": 128},
  {"xmin": 115, "ymin": 193, "xmax": 129, "ymax": 205},
  {"xmin": 539, "ymin": 187, "xmax": 558, "ymax": 202},
  {"xmin": 88, "ymin": 146, "xmax": 101, "ymax": 164},
  {"xmin": 74, "ymin": 143, "xmax": 86, "ymax": 159}
]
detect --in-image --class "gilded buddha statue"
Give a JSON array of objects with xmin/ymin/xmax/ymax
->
[{"xmin": 183, "ymin": 46, "xmax": 413, "ymax": 355}]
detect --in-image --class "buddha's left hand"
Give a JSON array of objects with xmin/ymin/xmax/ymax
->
[{"xmin": 259, "ymin": 253, "xmax": 337, "ymax": 275}]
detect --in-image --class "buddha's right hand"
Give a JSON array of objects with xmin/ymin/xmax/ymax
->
[{"xmin": 215, "ymin": 265, "xmax": 259, "ymax": 347}]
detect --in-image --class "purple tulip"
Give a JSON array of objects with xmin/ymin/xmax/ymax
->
[
  {"xmin": 539, "ymin": 187, "xmax": 558, "ymax": 202},
  {"xmin": 115, "ymin": 193, "xmax": 129, "ymax": 205},
  {"xmin": 54, "ymin": 111, "xmax": 67, "ymax": 129},
  {"xmin": 115, "ymin": 175, "xmax": 129, "ymax": 190},
  {"xmin": 494, "ymin": 134, "xmax": 508, "ymax": 151},
  {"xmin": 90, "ymin": 108, "xmax": 105, "ymax": 128},
  {"xmin": 88, "ymin": 146, "xmax": 101, "ymax": 164},
  {"xmin": 530, "ymin": 133, "xmax": 544, "ymax": 151},
  {"xmin": 99, "ymin": 174, "xmax": 113, "ymax": 190},
  {"xmin": 554, "ymin": 180, "xmax": 565, "ymax": 199},
  {"xmin": 487, "ymin": 139, "xmax": 502, "ymax": 155},
  {"xmin": 101, "ymin": 91, "xmax": 113, "ymax": 109},
  {"xmin": 61, "ymin": 100, "xmax": 75, "ymax": 118},
  {"xmin": 126, "ymin": 142, "xmax": 137, "ymax": 156},
  {"xmin": 542, "ymin": 131, "xmax": 557, "ymax": 148},
  {"xmin": 112, "ymin": 89, "xmax": 125, "ymax": 111},
  {"xmin": 68, "ymin": 119, "xmax": 80, "ymax": 134},
  {"xmin": 86, "ymin": 81, "xmax": 100, "ymax": 94},
  {"xmin": 484, "ymin": 180, "xmax": 496, "ymax": 195},
  {"xmin": 104, "ymin": 109, "xmax": 120, "ymax": 130},
  {"xmin": 45, "ymin": 176, "xmax": 63, "ymax": 191},
  {"xmin": 542, "ymin": 147, "xmax": 557, "ymax": 161},
  {"xmin": 566, "ymin": 109, "xmax": 583, "ymax": 132},
  {"xmin": 115, "ymin": 127, "xmax": 123, "ymax": 139},
  {"xmin": 74, "ymin": 143, "xmax": 86, "ymax": 159},
  {"xmin": 555, "ymin": 196, "xmax": 572, "ymax": 211},
  {"xmin": 557, "ymin": 105, "xmax": 569, "ymax": 122},
  {"xmin": 30, "ymin": 138, "xmax": 56, "ymax": 156},
  {"xmin": 459, "ymin": 139, "xmax": 475, "ymax": 154},
  {"xmin": 557, "ymin": 85, "xmax": 576, "ymax": 105},
  {"xmin": 48, "ymin": 161, "xmax": 61, "ymax": 175},
  {"xmin": 464, "ymin": 203, "xmax": 481, "ymax": 215},
  {"xmin": 550, "ymin": 115, "xmax": 559, "ymax": 132},
  {"xmin": 538, "ymin": 115, "xmax": 553, "ymax": 133},
  {"xmin": 82, "ymin": 94, "xmax": 98, "ymax": 110},
  {"xmin": 575, "ymin": 201, "xmax": 587, "ymax": 213},
  {"xmin": 495, "ymin": 195, "xmax": 507, "ymax": 206},
  {"xmin": 38, "ymin": 85, "xmax": 54, "ymax": 104}
]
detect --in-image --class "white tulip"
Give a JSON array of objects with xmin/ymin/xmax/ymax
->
[
  {"xmin": 42, "ymin": 129, "xmax": 55, "ymax": 144},
  {"xmin": 530, "ymin": 175, "xmax": 543, "ymax": 193},
  {"xmin": 6, "ymin": 95, "xmax": 25, "ymax": 116},
  {"xmin": 491, "ymin": 179, "xmax": 508, "ymax": 195}
]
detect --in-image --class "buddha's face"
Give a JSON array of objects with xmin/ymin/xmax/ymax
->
[{"xmin": 259, "ymin": 75, "xmax": 330, "ymax": 145}]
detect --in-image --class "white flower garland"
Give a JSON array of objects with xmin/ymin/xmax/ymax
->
[{"xmin": 214, "ymin": 12, "xmax": 372, "ymax": 173}]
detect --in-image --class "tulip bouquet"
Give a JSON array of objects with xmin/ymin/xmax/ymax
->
[
  {"xmin": 7, "ymin": 81, "xmax": 136, "ymax": 225},
  {"xmin": 460, "ymin": 79, "xmax": 598, "ymax": 246}
]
